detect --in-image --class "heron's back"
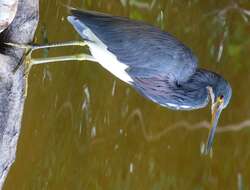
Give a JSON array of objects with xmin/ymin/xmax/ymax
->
[{"xmin": 68, "ymin": 9, "xmax": 198, "ymax": 83}]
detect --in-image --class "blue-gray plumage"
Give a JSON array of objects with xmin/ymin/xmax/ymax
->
[{"xmin": 67, "ymin": 9, "xmax": 232, "ymax": 154}]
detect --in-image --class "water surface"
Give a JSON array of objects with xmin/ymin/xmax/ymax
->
[{"xmin": 4, "ymin": 0, "xmax": 250, "ymax": 189}]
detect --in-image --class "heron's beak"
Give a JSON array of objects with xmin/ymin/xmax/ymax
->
[{"xmin": 205, "ymin": 98, "xmax": 224, "ymax": 154}]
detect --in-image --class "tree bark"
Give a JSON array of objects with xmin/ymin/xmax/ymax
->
[
  {"xmin": 0, "ymin": 0, "xmax": 39, "ymax": 189},
  {"xmin": 0, "ymin": 0, "xmax": 18, "ymax": 33}
]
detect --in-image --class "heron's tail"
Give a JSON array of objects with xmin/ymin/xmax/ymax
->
[{"xmin": 67, "ymin": 15, "xmax": 90, "ymax": 41}]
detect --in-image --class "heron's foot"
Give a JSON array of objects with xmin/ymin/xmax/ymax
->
[
  {"xmin": 7, "ymin": 42, "xmax": 36, "ymax": 74},
  {"xmin": 12, "ymin": 48, "xmax": 32, "ymax": 74},
  {"xmin": 24, "ymin": 52, "xmax": 33, "ymax": 75},
  {"xmin": 5, "ymin": 43, "xmax": 34, "ymax": 96},
  {"xmin": 23, "ymin": 49, "xmax": 34, "ymax": 97}
]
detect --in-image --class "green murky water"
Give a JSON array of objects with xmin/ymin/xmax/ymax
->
[{"xmin": 4, "ymin": 0, "xmax": 250, "ymax": 189}]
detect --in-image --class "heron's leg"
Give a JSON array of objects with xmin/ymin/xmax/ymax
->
[
  {"xmin": 21, "ymin": 53, "xmax": 95, "ymax": 97},
  {"xmin": 5, "ymin": 41, "xmax": 87, "ymax": 73},
  {"xmin": 5, "ymin": 41, "xmax": 90, "ymax": 96},
  {"xmin": 31, "ymin": 53, "xmax": 96, "ymax": 65},
  {"xmin": 31, "ymin": 41, "xmax": 87, "ymax": 50},
  {"xmin": 5, "ymin": 41, "xmax": 87, "ymax": 51}
]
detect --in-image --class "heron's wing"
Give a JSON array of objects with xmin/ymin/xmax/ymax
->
[{"xmin": 68, "ymin": 9, "xmax": 198, "ymax": 83}]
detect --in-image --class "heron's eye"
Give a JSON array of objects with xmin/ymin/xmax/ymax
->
[{"xmin": 217, "ymin": 95, "xmax": 224, "ymax": 104}]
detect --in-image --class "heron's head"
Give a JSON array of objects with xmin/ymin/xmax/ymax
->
[{"xmin": 205, "ymin": 78, "xmax": 232, "ymax": 154}]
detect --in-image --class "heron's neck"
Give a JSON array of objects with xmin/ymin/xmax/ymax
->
[
  {"xmin": 177, "ymin": 68, "xmax": 221, "ymax": 110},
  {"xmin": 184, "ymin": 69, "xmax": 220, "ymax": 109},
  {"xmin": 193, "ymin": 69, "xmax": 221, "ymax": 90}
]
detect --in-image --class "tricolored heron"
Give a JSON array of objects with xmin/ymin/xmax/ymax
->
[{"xmin": 7, "ymin": 8, "xmax": 232, "ymax": 154}]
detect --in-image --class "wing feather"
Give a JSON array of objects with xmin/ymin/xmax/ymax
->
[{"xmin": 68, "ymin": 9, "xmax": 198, "ymax": 84}]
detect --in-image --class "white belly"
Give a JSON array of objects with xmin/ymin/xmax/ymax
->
[
  {"xmin": 88, "ymin": 43, "xmax": 133, "ymax": 84},
  {"xmin": 80, "ymin": 25, "xmax": 133, "ymax": 84}
]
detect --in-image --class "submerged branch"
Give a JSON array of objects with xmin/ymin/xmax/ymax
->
[{"xmin": 126, "ymin": 109, "xmax": 250, "ymax": 142}]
